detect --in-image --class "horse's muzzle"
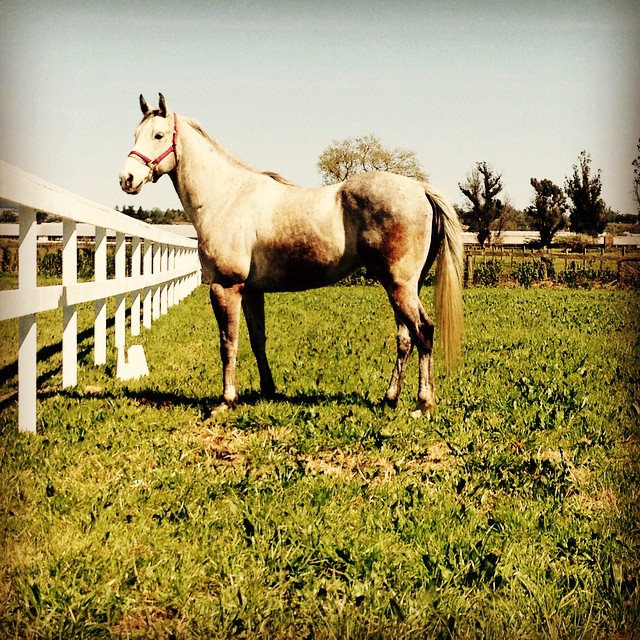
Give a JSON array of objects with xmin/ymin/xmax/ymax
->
[
  {"xmin": 119, "ymin": 172, "xmax": 142, "ymax": 194},
  {"xmin": 119, "ymin": 160, "xmax": 150, "ymax": 194}
]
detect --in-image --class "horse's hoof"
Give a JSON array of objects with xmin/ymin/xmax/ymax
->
[
  {"xmin": 410, "ymin": 400, "xmax": 434, "ymax": 418},
  {"xmin": 211, "ymin": 402, "xmax": 232, "ymax": 416},
  {"xmin": 261, "ymin": 386, "xmax": 277, "ymax": 400},
  {"xmin": 383, "ymin": 395, "xmax": 399, "ymax": 409}
]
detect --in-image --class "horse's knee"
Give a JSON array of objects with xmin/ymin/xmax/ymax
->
[
  {"xmin": 396, "ymin": 329, "xmax": 412, "ymax": 356},
  {"xmin": 417, "ymin": 319, "xmax": 434, "ymax": 353}
]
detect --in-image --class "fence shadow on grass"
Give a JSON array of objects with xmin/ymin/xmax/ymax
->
[
  {"xmin": 2, "ymin": 364, "xmax": 378, "ymax": 429},
  {"xmin": 0, "ymin": 319, "xmax": 115, "ymax": 410}
]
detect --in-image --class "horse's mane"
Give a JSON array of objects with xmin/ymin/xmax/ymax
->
[
  {"xmin": 260, "ymin": 171, "xmax": 296, "ymax": 186},
  {"xmin": 181, "ymin": 116, "xmax": 296, "ymax": 186}
]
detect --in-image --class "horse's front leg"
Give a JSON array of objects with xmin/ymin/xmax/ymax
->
[
  {"xmin": 209, "ymin": 283, "xmax": 244, "ymax": 408},
  {"xmin": 242, "ymin": 290, "xmax": 276, "ymax": 398}
]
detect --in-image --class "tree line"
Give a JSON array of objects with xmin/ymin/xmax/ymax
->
[
  {"xmin": 115, "ymin": 205, "xmax": 189, "ymax": 225},
  {"xmin": 0, "ymin": 204, "xmax": 190, "ymax": 225}
]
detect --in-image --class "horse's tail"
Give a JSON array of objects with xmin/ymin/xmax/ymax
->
[{"xmin": 424, "ymin": 184, "xmax": 464, "ymax": 370}]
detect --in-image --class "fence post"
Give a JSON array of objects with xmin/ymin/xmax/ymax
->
[
  {"xmin": 143, "ymin": 239, "xmax": 152, "ymax": 329},
  {"xmin": 617, "ymin": 259, "xmax": 623, "ymax": 285},
  {"xmin": 168, "ymin": 246, "xmax": 176, "ymax": 308},
  {"xmin": 62, "ymin": 219, "xmax": 78, "ymax": 388},
  {"xmin": 18, "ymin": 206, "xmax": 37, "ymax": 433},
  {"xmin": 2, "ymin": 160, "xmax": 201, "ymax": 434},
  {"xmin": 114, "ymin": 232, "xmax": 126, "ymax": 349},
  {"xmin": 465, "ymin": 253, "xmax": 473, "ymax": 287},
  {"xmin": 94, "ymin": 227, "xmax": 107, "ymax": 365},
  {"xmin": 153, "ymin": 243, "xmax": 161, "ymax": 320},
  {"xmin": 161, "ymin": 243, "xmax": 168, "ymax": 316},
  {"xmin": 131, "ymin": 236, "xmax": 141, "ymax": 337}
]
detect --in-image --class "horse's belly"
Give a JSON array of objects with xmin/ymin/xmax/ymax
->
[{"xmin": 248, "ymin": 242, "xmax": 358, "ymax": 292}]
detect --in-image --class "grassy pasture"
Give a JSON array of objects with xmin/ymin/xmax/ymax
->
[{"xmin": 0, "ymin": 285, "xmax": 639, "ymax": 639}]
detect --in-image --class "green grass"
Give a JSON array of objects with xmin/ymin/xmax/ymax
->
[{"xmin": 0, "ymin": 285, "xmax": 638, "ymax": 639}]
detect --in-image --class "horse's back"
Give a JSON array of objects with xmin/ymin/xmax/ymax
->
[{"xmin": 339, "ymin": 171, "xmax": 429, "ymax": 218}]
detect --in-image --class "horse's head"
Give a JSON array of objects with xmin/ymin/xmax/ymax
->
[{"xmin": 119, "ymin": 93, "xmax": 178, "ymax": 194}]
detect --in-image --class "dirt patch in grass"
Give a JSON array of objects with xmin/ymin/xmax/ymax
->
[
  {"xmin": 192, "ymin": 425, "xmax": 248, "ymax": 465},
  {"xmin": 190, "ymin": 424, "xmax": 457, "ymax": 484},
  {"xmin": 111, "ymin": 603, "xmax": 183, "ymax": 638},
  {"xmin": 300, "ymin": 441, "xmax": 458, "ymax": 484}
]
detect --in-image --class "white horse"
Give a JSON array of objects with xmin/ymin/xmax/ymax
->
[{"xmin": 119, "ymin": 94, "xmax": 463, "ymax": 416}]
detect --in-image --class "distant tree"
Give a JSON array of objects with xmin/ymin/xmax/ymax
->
[
  {"xmin": 118, "ymin": 205, "xmax": 188, "ymax": 224},
  {"xmin": 458, "ymin": 162, "xmax": 503, "ymax": 248},
  {"xmin": 317, "ymin": 134, "xmax": 427, "ymax": 185},
  {"xmin": 35, "ymin": 211, "xmax": 61, "ymax": 223},
  {"xmin": 526, "ymin": 178, "xmax": 568, "ymax": 247},
  {"xmin": 499, "ymin": 205, "xmax": 534, "ymax": 231},
  {"xmin": 564, "ymin": 151, "xmax": 608, "ymax": 235},
  {"xmin": 492, "ymin": 198, "xmax": 532, "ymax": 235},
  {"xmin": 608, "ymin": 211, "xmax": 638, "ymax": 224},
  {"xmin": 633, "ymin": 138, "xmax": 640, "ymax": 215},
  {"xmin": 0, "ymin": 208, "xmax": 18, "ymax": 223}
]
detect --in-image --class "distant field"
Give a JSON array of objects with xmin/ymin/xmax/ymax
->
[{"xmin": 0, "ymin": 285, "xmax": 638, "ymax": 638}]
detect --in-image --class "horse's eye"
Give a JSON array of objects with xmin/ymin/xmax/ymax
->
[{"xmin": 154, "ymin": 133, "xmax": 164, "ymax": 140}]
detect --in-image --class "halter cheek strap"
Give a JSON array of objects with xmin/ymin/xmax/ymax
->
[{"xmin": 128, "ymin": 114, "xmax": 179, "ymax": 182}]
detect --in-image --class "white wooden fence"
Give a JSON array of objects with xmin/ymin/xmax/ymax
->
[{"xmin": 0, "ymin": 161, "xmax": 201, "ymax": 433}]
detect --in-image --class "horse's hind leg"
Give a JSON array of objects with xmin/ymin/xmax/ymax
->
[
  {"xmin": 385, "ymin": 283, "xmax": 435, "ymax": 416},
  {"xmin": 384, "ymin": 316, "xmax": 413, "ymax": 408},
  {"xmin": 242, "ymin": 291, "xmax": 276, "ymax": 398}
]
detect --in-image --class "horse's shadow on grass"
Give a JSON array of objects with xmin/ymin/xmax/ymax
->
[
  {"xmin": 2, "ymin": 383, "xmax": 380, "ymax": 421},
  {"xmin": 122, "ymin": 387, "xmax": 380, "ymax": 414}
]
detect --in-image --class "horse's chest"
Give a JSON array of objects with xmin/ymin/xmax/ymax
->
[{"xmin": 198, "ymin": 235, "xmax": 251, "ymax": 285}]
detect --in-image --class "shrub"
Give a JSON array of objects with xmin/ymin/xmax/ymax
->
[
  {"xmin": 556, "ymin": 262, "xmax": 619, "ymax": 289},
  {"xmin": 514, "ymin": 262, "xmax": 540, "ymax": 288},
  {"xmin": 513, "ymin": 258, "xmax": 555, "ymax": 288},
  {"xmin": 39, "ymin": 249, "xmax": 63, "ymax": 277},
  {"xmin": 554, "ymin": 234, "xmax": 598, "ymax": 252},
  {"xmin": 36, "ymin": 247, "xmax": 117, "ymax": 280},
  {"xmin": 557, "ymin": 263, "xmax": 596, "ymax": 289},
  {"xmin": 337, "ymin": 267, "xmax": 377, "ymax": 287},
  {"xmin": 618, "ymin": 261, "xmax": 640, "ymax": 288},
  {"xmin": 472, "ymin": 259, "xmax": 502, "ymax": 286},
  {"xmin": 1, "ymin": 245, "xmax": 18, "ymax": 273}
]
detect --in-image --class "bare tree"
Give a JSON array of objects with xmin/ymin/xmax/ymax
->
[{"xmin": 458, "ymin": 162, "xmax": 503, "ymax": 248}]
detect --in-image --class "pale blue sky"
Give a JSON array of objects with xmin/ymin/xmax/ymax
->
[{"xmin": 1, "ymin": 0, "xmax": 638, "ymax": 214}]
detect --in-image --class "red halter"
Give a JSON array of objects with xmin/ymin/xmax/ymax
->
[{"xmin": 128, "ymin": 113, "xmax": 179, "ymax": 182}]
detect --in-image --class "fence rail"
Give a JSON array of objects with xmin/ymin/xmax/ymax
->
[{"xmin": 0, "ymin": 161, "xmax": 201, "ymax": 433}]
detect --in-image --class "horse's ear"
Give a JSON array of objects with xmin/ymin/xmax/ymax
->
[
  {"xmin": 139, "ymin": 95, "xmax": 150, "ymax": 115},
  {"xmin": 158, "ymin": 93, "xmax": 167, "ymax": 118}
]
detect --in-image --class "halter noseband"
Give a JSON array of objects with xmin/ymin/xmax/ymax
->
[{"xmin": 128, "ymin": 113, "xmax": 179, "ymax": 182}]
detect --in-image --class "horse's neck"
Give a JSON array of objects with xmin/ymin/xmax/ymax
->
[{"xmin": 171, "ymin": 118, "xmax": 255, "ymax": 228}]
